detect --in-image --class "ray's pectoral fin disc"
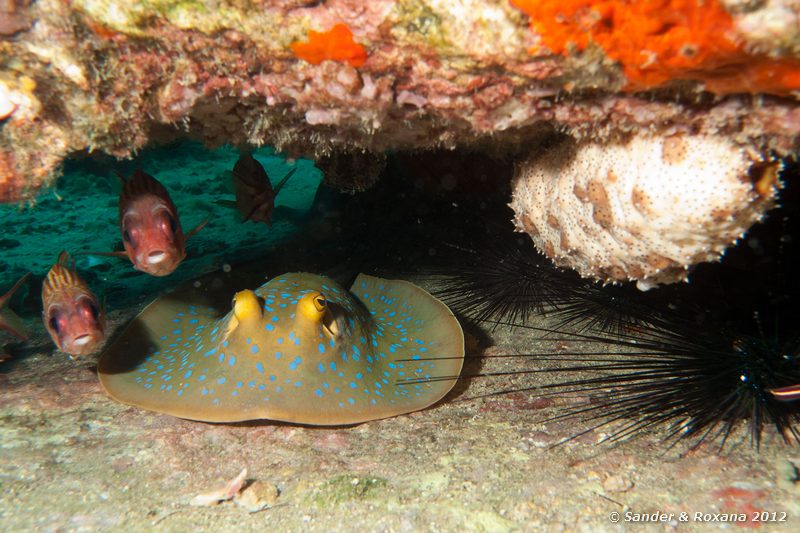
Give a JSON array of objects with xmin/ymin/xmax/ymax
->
[{"xmin": 98, "ymin": 273, "xmax": 464, "ymax": 424}]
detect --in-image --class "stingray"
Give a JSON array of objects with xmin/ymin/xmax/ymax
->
[{"xmin": 98, "ymin": 273, "xmax": 464, "ymax": 424}]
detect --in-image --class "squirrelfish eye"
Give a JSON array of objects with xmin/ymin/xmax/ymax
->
[
  {"xmin": 49, "ymin": 314, "xmax": 61, "ymax": 335},
  {"xmin": 85, "ymin": 300, "xmax": 100, "ymax": 321},
  {"xmin": 123, "ymin": 229, "xmax": 132, "ymax": 243},
  {"xmin": 168, "ymin": 213, "xmax": 177, "ymax": 234}
]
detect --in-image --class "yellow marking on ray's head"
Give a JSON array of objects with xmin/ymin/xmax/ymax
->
[
  {"xmin": 225, "ymin": 289, "xmax": 262, "ymax": 337},
  {"xmin": 233, "ymin": 290, "xmax": 262, "ymax": 322}
]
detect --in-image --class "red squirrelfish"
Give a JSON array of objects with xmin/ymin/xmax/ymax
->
[
  {"xmin": 103, "ymin": 170, "xmax": 205, "ymax": 276},
  {"xmin": 42, "ymin": 251, "xmax": 105, "ymax": 358}
]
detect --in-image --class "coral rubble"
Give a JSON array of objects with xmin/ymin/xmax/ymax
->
[{"xmin": 510, "ymin": 133, "xmax": 781, "ymax": 288}]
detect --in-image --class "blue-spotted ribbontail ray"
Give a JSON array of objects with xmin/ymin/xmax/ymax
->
[{"xmin": 98, "ymin": 272, "xmax": 464, "ymax": 424}]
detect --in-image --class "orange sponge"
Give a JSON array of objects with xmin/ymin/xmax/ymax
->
[
  {"xmin": 291, "ymin": 23, "xmax": 367, "ymax": 68},
  {"xmin": 511, "ymin": 0, "xmax": 800, "ymax": 94}
]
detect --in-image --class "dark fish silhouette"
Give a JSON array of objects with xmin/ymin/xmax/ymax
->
[{"xmin": 221, "ymin": 152, "xmax": 295, "ymax": 225}]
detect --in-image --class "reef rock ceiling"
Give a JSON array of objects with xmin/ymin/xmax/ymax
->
[{"xmin": 1, "ymin": 0, "xmax": 799, "ymax": 286}]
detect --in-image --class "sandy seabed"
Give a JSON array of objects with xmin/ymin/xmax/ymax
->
[{"xmin": 2, "ymin": 268, "xmax": 800, "ymax": 532}]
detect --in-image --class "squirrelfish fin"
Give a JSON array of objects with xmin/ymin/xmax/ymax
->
[
  {"xmin": 112, "ymin": 170, "xmax": 127, "ymax": 184},
  {"xmin": 0, "ymin": 272, "xmax": 31, "ymax": 340},
  {"xmin": 186, "ymin": 220, "xmax": 208, "ymax": 240},
  {"xmin": 83, "ymin": 251, "xmax": 129, "ymax": 259},
  {"xmin": 56, "ymin": 250, "xmax": 73, "ymax": 269},
  {"xmin": 214, "ymin": 198, "xmax": 238, "ymax": 210},
  {"xmin": 272, "ymin": 167, "xmax": 296, "ymax": 196}
]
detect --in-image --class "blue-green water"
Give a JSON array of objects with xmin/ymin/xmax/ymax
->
[{"xmin": 0, "ymin": 142, "xmax": 323, "ymax": 313}]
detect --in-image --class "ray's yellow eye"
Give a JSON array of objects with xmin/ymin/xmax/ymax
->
[
  {"xmin": 298, "ymin": 292, "xmax": 340, "ymax": 337},
  {"xmin": 298, "ymin": 291, "xmax": 326, "ymax": 321}
]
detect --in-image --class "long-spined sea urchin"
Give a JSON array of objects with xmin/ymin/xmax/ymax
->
[{"xmin": 424, "ymin": 163, "xmax": 800, "ymax": 451}]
